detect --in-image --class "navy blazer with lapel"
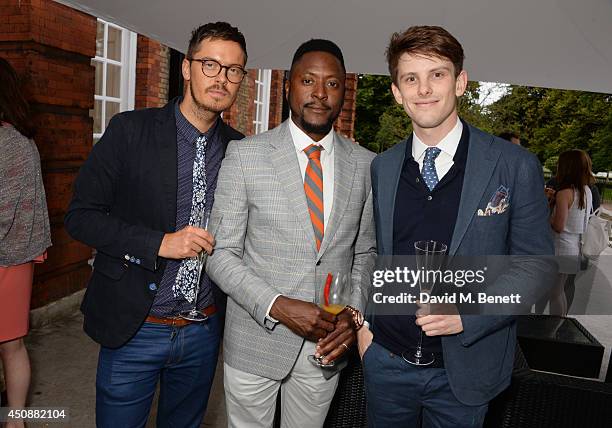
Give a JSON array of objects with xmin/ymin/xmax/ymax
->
[
  {"xmin": 370, "ymin": 121, "xmax": 554, "ymax": 405},
  {"xmin": 65, "ymin": 98, "xmax": 244, "ymax": 348}
]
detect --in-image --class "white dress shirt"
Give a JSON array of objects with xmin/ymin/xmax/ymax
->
[
  {"xmin": 288, "ymin": 116, "xmax": 335, "ymax": 228},
  {"xmin": 412, "ymin": 119, "xmax": 463, "ymax": 181}
]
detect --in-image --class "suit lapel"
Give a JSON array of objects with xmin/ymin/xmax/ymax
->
[
  {"xmin": 318, "ymin": 134, "xmax": 355, "ymax": 256},
  {"xmin": 449, "ymin": 126, "xmax": 501, "ymax": 255},
  {"xmin": 155, "ymin": 103, "xmax": 178, "ymax": 231},
  {"xmin": 269, "ymin": 122, "xmax": 318, "ymax": 253},
  {"xmin": 379, "ymin": 139, "xmax": 408, "ymax": 255},
  {"xmin": 217, "ymin": 121, "xmax": 231, "ymax": 155}
]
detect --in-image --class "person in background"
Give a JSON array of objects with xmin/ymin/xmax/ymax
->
[
  {"xmin": 544, "ymin": 151, "xmax": 599, "ymax": 312},
  {"xmin": 548, "ymin": 150, "xmax": 594, "ymax": 316},
  {"xmin": 498, "ymin": 131, "xmax": 521, "ymax": 146},
  {"xmin": 0, "ymin": 56, "xmax": 52, "ymax": 428}
]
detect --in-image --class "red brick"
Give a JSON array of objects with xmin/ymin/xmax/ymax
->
[
  {"xmin": 134, "ymin": 35, "xmax": 169, "ymax": 108},
  {"xmin": 0, "ymin": 0, "xmax": 96, "ymax": 306}
]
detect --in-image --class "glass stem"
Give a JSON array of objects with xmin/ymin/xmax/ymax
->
[
  {"xmin": 415, "ymin": 329, "xmax": 424, "ymax": 358},
  {"xmin": 190, "ymin": 255, "xmax": 204, "ymax": 311}
]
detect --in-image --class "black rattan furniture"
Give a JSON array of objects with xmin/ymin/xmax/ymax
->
[
  {"xmin": 324, "ymin": 348, "xmax": 367, "ymax": 428},
  {"xmin": 484, "ymin": 368, "xmax": 612, "ymax": 428},
  {"xmin": 325, "ymin": 343, "xmax": 612, "ymax": 428},
  {"xmin": 517, "ymin": 315, "xmax": 604, "ymax": 378}
]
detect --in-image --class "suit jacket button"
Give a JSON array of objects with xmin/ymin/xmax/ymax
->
[
  {"xmin": 427, "ymin": 195, "xmax": 433, "ymax": 201},
  {"xmin": 416, "ymin": 178, "xmax": 420, "ymax": 183},
  {"xmin": 316, "ymin": 260, "xmax": 321, "ymax": 266},
  {"xmin": 149, "ymin": 283, "xmax": 157, "ymax": 291}
]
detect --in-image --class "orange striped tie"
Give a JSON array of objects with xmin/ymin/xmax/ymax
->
[{"xmin": 304, "ymin": 144, "xmax": 324, "ymax": 250}]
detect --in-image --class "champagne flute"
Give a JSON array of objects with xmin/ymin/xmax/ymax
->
[
  {"xmin": 402, "ymin": 240, "xmax": 447, "ymax": 366},
  {"xmin": 308, "ymin": 271, "xmax": 350, "ymax": 368},
  {"xmin": 178, "ymin": 208, "xmax": 211, "ymax": 322}
]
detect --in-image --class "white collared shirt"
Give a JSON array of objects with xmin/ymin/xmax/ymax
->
[
  {"xmin": 289, "ymin": 116, "xmax": 335, "ymax": 228},
  {"xmin": 412, "ymin": 119, "xmax": 463, "ymax": 181}
]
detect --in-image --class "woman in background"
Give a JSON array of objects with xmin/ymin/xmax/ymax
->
[
  {"xmin": 549, "ymin": 149, "xmax": 593, "ymax": 316},
  {"xmin": 0, "ymin": 57, "xmax": 51, "ymax": 427}
]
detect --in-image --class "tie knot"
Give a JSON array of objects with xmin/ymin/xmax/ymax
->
[
  {"xmin": 304, "ymin": 144, "xmax": 323, "ymax": 160},
  {"xmin": 424, "ymin": 147, "xmax": 441, "ymax": 162},
  {"xmin": 196, "ymin": 135, "xmax": 207, "ymax": 147}
]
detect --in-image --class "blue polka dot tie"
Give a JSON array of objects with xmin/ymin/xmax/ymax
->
[{"xmin": 422, "ymin": 147, "xmax": 441, "ymax": 191}]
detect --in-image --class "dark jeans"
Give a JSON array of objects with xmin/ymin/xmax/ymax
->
[
  {"xmin": 96, "ymin": 315, "xmax": 220, "ymax": 428},
  {"xmin": 363, "ymin": 341, "xmax": 488, "ymax": 428}
]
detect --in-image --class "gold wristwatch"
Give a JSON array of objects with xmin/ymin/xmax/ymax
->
[{"xmin": 342, "ymin": 305, "xmax": 364, "ymax": 330}]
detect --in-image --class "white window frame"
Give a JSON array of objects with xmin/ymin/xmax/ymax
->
[
  {"xmin": 253, "ymin": 69, "xmax": 272, "ymax": 134},
  {"xmin": 92, "ymin": 19, "xmax": 137, "ymax": 142}
]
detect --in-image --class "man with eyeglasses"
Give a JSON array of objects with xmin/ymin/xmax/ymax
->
[{"xmin": 65, "ymin": 22, "xmax": 246, "ymax": 427}]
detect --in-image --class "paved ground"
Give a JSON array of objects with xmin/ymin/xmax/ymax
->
[
  {"xmin": 24, "ymin": 312, "xmax": 227, "ymax": 427},
  {"xmin": 19, "ymin": 313, "xmax": 612, "ymax": 427},
  {"xmin": 5, "ymin": 253, "xmax": 612, "ymax": 427}
]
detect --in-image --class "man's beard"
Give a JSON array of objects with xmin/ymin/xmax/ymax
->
[
  {"xmin": 190, "ymin": 83, "xmax": 230, "ymax": 115},
  {"xmin": 298, "ymin": 115, "xmax": 336, "ymax": 136}
]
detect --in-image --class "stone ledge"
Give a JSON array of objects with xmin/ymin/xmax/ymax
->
[{"xmin": 29, "ymin": 288, "xmax": 85, "ymax": 330}]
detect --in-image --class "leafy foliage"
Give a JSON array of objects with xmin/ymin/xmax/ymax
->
[
  {"xmin": 354, "ymin": 75, "xmax": 612, "ymax": 173},
  {"xmin": 489, "ymin": 87, "xmax": 612, "ymax": 171}
]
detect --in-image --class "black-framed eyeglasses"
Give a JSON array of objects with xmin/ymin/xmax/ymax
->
[{"xmin": 188, "ymin": 58, "xmax": 247, "ymax": 84}]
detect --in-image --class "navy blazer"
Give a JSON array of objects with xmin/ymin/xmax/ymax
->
[
  {"xmin": 370, "ymin": 122, "xmax": 554, "ymax": 405},
  {"xmin": 65, "ymin": 99, "xmax": 244, "ymax": 348}
]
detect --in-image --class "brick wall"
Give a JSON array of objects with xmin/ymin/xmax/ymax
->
[
  {"xmin": 0, "ymin": 1, "xmax": 357, "ymax": 311},
  {"xmin": 334, "ymin": 73, "xmax": 358, "ymax": 139},
  {"xmin": 268, "ymin": 70, "xmax": 285, "ymax": 129},
  {"xmin": 224, "ymin": 69, "xmax": 357, "ymax": 138},
  {"xmin": 135, "ymin": 36, "xmax": 170, "ymax": 109},
  {"xmin": 223, "ymin": 69, "xmax": 256, "ymax": 135},
  {"xmin": 0, "ymin": 0, "xmax": 96, "ymax": 308}
]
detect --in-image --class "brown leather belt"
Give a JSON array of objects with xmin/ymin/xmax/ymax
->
[{"xmin": 145, "ymin": 305, "xmax": 217, "ymax": 327}]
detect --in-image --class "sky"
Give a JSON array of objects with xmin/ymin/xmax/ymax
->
[{"xmin": 478, "ymin": 81, "xmax": 510, "ymax": 106}]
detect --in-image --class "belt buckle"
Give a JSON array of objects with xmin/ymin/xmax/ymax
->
[{"xmin": 169, "ymin": 317, "xmax": 187, "ymax": 327}]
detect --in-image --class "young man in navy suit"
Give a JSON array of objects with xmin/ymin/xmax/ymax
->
[{"xmin": 359, "ymin": 26, "xmax": 553, "ymax": 427}]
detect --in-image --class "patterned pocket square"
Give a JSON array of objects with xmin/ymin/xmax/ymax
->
[{"xmin": 477, "ymin": 185, "xmax": 510, "ymax": 216}]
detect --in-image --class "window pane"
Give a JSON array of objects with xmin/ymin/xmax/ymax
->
[
  {"xmin": 92, "ymin": 60, "xmax": 103, "ymax": 96},
  {"xmin": 106, "ymin": 63, "xmax": 121, "ymax": 97},
  {"xmin": 91, "ymin": 100, "xmax": 102, "ymax": 134},
  {"xmin": 105, "ymin": 102, "xmax": 120, "ymax": 129},
  {"xmin": 96, "ymin": 21, "xmax": 104, "ymax": 57},
  {"xmin": 107, "ymin": 26, "xmax": 122, "ymax": 61}
]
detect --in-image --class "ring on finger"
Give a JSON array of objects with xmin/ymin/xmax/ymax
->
[{"xmin": 341, "ymin": 343, "xmax": 349, "ymax": 351}]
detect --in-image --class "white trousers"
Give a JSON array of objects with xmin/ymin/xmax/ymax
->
[{"xmin": 224, "ymin": 341, "xmax": 340, "ymax": 428}]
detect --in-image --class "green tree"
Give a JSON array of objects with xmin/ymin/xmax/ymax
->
[
  {"xmin": 373, "ymin": 104, "xmax": 412, "ymax": 153},
  {"xmin": 354, "ymin": 74, "xmax": 394, "ymax": 151},
  {"xmin": 487, "ymin": 86, "xmax": 612, "ymax": 172},
  {"xmin": 355, "ymin": 77, "xmax": 487, "ymax": 152},
  {"xmin": 458, "ymin": 81, "xmax": 489, "ymax": 131}
]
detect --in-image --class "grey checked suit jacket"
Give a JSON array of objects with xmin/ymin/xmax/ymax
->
[{"xmin": 207, "ymin": 120, "xmax": 376, "ymax": 380}]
